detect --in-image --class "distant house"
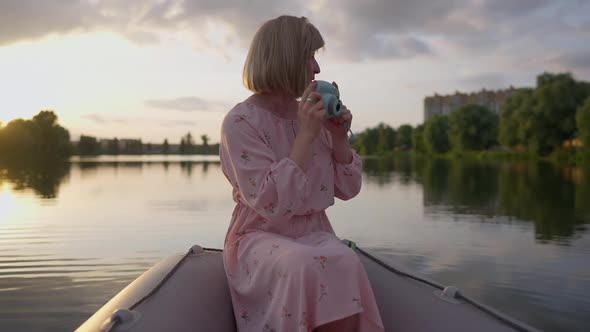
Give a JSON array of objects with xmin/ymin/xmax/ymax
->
[{"xmin": 423, "ymin": 87, "xmax": 525, "ymax": 122}]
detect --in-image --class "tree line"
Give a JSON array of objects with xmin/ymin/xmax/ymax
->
[
  {"xmin": 0, "ymin": 110, "xmax": 219, "ymax": 161},
  {"xmin": 353, "ymin": 72, "xmax": 590, "ymax": 156},
  {"xmin": 0, "ymin": 110, "xmax": 72, "ymax": 162},
  {"xmin": 76, "ymin": 132, "xmax": 219, "ymax": 156},
  {"xmin": 3, "ymin": 72, "xmax": 588, "ymax": 161}
]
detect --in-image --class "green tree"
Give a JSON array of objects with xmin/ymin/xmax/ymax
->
[
  {"xmin": 108, "ymin": 138, "xmax": 119, "ymax": 155},
  {"xmin": 364, "ymin": 127, "xmax": 379, "ymax": 155},
  {"xmin": 412, "ymin": 124, "xmax": 426, "ymax": 153},
  {"xmin": 424, "ymin": 114, "xmax": 450, "ymax": 154},
  {"xmin": 0, "ymin": 119, "xmax": 35, "ymax": 159},
  {"xmin": 354, "ymin": 127, "xmax": 380, "ymax": 156},
  {"xmin": 449, "ymin": 104, "xmax": 498, "ymax": 151},
  {"xmin": 78, "ymin": 135, "xmax": 100, "ymax": 155},
  {"xmin": 499, "ymin": 88, "xmax": 533, "ymax": 147},
  {"xmin": 163, "ymin": 139, "xmax": 170, "ymax": 155},
  {"xmin": 515, "ymin": 91, "xmax": 538, "ymax": 149},
  {"xmin": 353, "ymin": 133, "xmax": 366, "ymax": 155},
  {"xmin": 125, "ymin": 139, "xmax": 143, "ymax": 154},
  {"xmin": 497, "ymin": 73, "xmax": 590, "ymax": 154},
  {"xmin": 376, "ymin": 123, "xmax": 395, "ymax": 154},
  {"xmin": 201, "ymin": 134, "xmax": 209, "ymax": 148},
  {"xmin": 577, "ymin": 97, "xmax": 590, "ymax": 152},
  {"xmin": 527, "ymin": 73, "xmax": 590, "ymax": 155},
  {"xmin": 397, "ymin": 124, "xmax": 413, "ymax": 150},
  {"xmin": 179, "ymin": 138, "xmax": 186, "ymax": 154},
  {"xmin": 0, "ymin": 110, "xmax": 71, "ymax": 161},
  {"xmin": 183, "ymin": 132, "xmax": 194, "ymax": 154},
  {"xmin": 31, "ymin": 110, "xmax": 72, "ymax": 158}
]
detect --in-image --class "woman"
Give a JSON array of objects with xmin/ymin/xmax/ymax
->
[{"xmin": 219, "ymin": 15, "xmax": 384, "ymax": 332}]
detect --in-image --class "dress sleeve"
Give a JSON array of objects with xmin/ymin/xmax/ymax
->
[
  {"xmin": 220, "ymin": 110, "xmax": 309, "ymax": 222},
  {"xmin": 333, "ymin": 148, "xmax": 363, "ymax": 200}
]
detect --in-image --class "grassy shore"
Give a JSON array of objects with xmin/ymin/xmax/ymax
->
[{"xmin": 376, "ymin": 149, "xmax": 590, "ymax": 166}]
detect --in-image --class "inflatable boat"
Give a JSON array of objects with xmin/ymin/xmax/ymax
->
[{"xmin": 76, "ymin": 241, "xmax": 540, "ymax": 331}]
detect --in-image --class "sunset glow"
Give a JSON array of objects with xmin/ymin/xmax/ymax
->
[{"xmin": 0, "ymin": 1, "xmax": 588, "ymax": 144}]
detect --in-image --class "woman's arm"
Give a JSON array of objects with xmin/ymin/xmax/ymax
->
[
  {"xmin": 291, "ymin": 81, "xmax": 329, "ymax": 172},
  {"xmin": 220, "ymin": 110, "xmax": 311, "ymax": 222},
  {"xmin": 331, "ymin": 142, "xmax": 362, "ymax": 201},
  {"xmin": 331, "ymin": 134, "xmax": 353, "ymax": 164},
  {"xmin": 289, "ymin": 131, "xmax": 316, "ymax": 172},
  {"xmin": 324, "ymin": 110, "xmax": 362, "ymax": 200}
]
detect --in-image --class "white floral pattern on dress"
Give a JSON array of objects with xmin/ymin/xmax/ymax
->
[{"xmin": 219, "ymin": 102, "xmax": 383, "ymax": 332}]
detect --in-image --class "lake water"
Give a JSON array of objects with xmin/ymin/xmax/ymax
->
[{"xmin": 0, "ymin": 155, "xmax": 589, "ymax": 332}]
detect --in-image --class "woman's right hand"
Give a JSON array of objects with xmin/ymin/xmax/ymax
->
[{"xmin": 298, "ymin": 81, "xmax": 325, "ymax": 141}]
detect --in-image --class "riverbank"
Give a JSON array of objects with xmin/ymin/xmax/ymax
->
[{"xmin": 373, "ymin": 149, "xmax": 590, "ymax": 166}]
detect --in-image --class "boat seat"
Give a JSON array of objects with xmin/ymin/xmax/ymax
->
[{"xmin": 77, "ymin": 245, "xmax": 536, "ymax": 332}]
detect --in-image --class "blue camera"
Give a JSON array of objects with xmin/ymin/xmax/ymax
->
[{"xmin": 315, "ymin": 80, "xmax": 343, "ymax": 119}]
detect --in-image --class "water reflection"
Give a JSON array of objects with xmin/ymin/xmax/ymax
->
[
  {"xmin": 0, "ymin": 158, "xmax": 220, "ymax": 199},
  {"xmin": 362, "ymin": 157, "xmax": 414, "ymax": 186},
  {"xmin": 362, "ymin": 156, "xmax": 590, "ymax": 242},
  {"xmin": 0, "ymin": 161, "xmax": 70, "ymax": 199},
  {"xmin": 2, "ymin": 155, "xmax": 588, "ymax": 243},
  {"xmin": 497, "ymin": 162, "xmax": 586, "ymax": 241},
  {"xmin": 179, "ymin": 160, "xmax": 213, "ymax": 178},
  {"xmin": 74, "ymin": 160, "xmax": 217, "ymax": 180},
  {"xmin": 424, "ymin": 158, "xmax": 499, "ymax": 216},
  {"xmin": 1, "ymin": 155, "xmax": 588, "ymax": 332},
  {"xmin": 576, "ymin": 163, "xmax": 590, "ymax": 221}
]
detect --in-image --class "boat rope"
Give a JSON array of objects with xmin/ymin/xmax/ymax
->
[
  {"xmin": 346, "ymin": 240, "xmax": 445, "ymax": 290},
  {"xmin": 105, "ymin": 242, "xmax": 536, "ymax": 332},
  {"xmin": 203, "ymin": 247, "xmax": 223, "ymax": 252},
  {"xmin": 347, "ymin": 240, "xmax": 538, "ymax": 332}
]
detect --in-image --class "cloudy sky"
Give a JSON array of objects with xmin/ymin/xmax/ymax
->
[{"xmin": 0, "ymin": 0, "xmax": 589, "ymax": 143}]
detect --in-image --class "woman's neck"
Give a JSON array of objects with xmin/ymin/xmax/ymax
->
[{"xmin": 250, "ymin": 92, "xmax": 298, "ymax": 120}]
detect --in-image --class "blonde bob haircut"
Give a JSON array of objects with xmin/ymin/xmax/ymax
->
[{"xmin": 243, "ymin": 15, "xmax": 324, "ymax": 97}]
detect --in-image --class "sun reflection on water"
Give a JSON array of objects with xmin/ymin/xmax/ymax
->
[
  {"xmin": 0, "ymin": 184, "xmax": 16, "ymax": 223},
  {"xmin": 0, "ymin": 183, "xmax": 37, "ymax": 226}
]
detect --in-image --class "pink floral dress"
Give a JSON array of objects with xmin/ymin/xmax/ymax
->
[{"xmin": 219, "ymin": 101, "xmax": 384, "ymax": 331}]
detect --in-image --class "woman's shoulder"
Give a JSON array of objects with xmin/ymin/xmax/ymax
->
[
  {"xmin": 225, "ymin": 100, "xmax": 251, "ymax": 118},
  {"xmin": 223, "ymin": 101, "xmax": 253, "ymax": 126},
  {"xmin": 226, "ymin": 99, "xmax": 283, "ymax": 124},
  {"xmin": 222, "ymin": 100, "xmax": 273, "ymax": 133}
]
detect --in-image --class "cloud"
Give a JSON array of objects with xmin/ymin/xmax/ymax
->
[
  {"xmin": 547, "ymin": 51, "xmax": 590, "ymax": 76},
  {"xmin": 145, "ymin": 96, "xmax": 227, "ymax": 112},
  {"xmin": 456, "ymin": 73, "xmax": 508, "ymax": 90},
  {"xmin": 0, "ymin": 0, "xmax": 99, "ymax": 46},
  {"xmin": 82, "ymin": 113, "xmax": 131, "ymax": 125},
  {"xmin": 160, "ymin": 119, "xmax": 198, "ymax": 127},
  {"xmin": 1, "ymin": 0, "xmax": 589, "ymax": 63},
  {"xmin": 319, "ymin": 0, "xmax": 589, "ymax": 59},
  {"xmin": 0, "ymin": 0, "xmax": 291, "ymax": 48},
  {"xmin": 82, "ymin": 114, "xmax": 107, "ymax": 124},
  {"xmin": 82, "ymin": 113, "xmax": 197, "ymax": 128},
  {"xmin": 477, "ymin": 0, "xmax": 551, "ymax": 20}
]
